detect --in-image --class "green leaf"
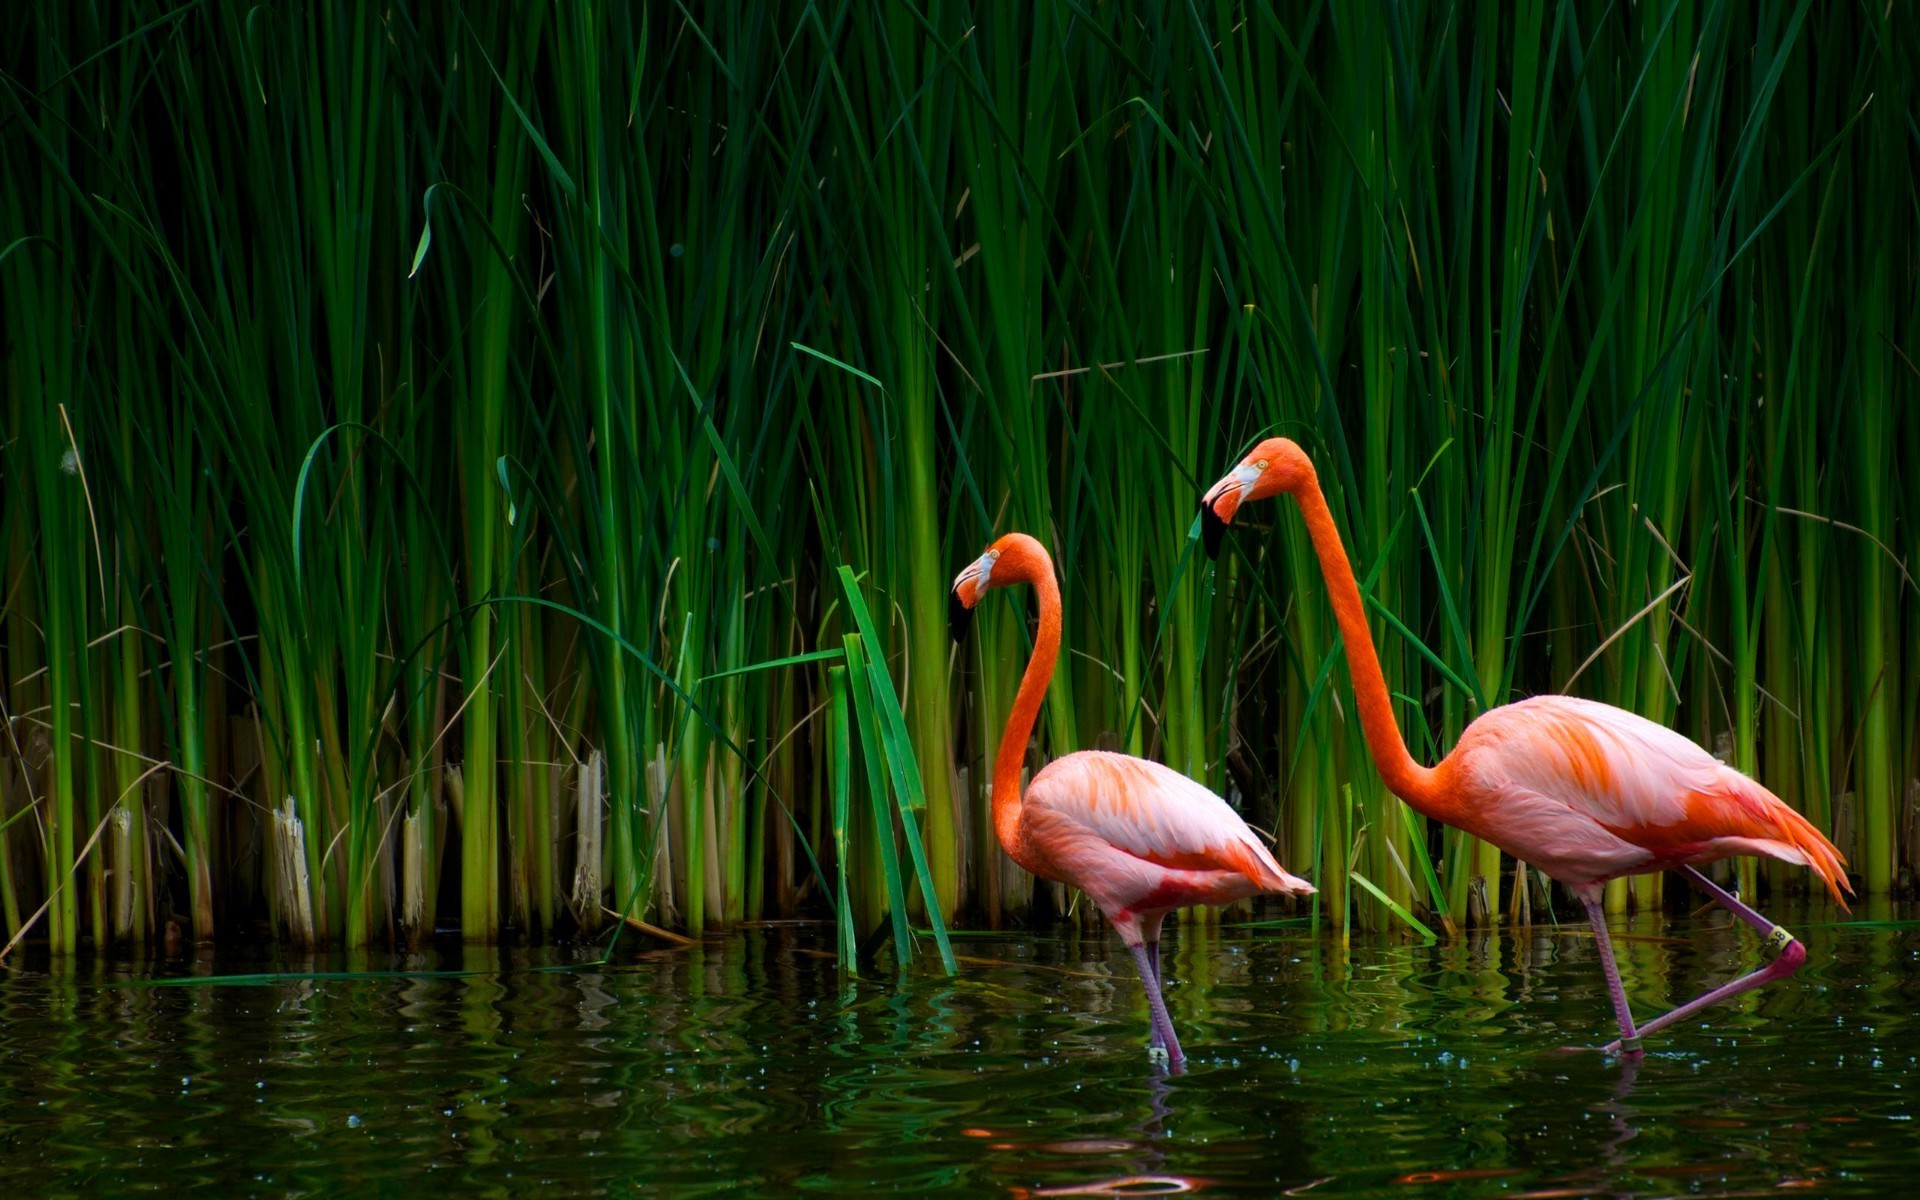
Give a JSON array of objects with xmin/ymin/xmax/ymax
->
[
  {"xmin": 829, "ymin": 665, "xmax": 857, "ymax": 974},
  {"xmin": 495, "ymin": 455, "xmax": 517, "ymax": 526},
  {"xmin": 841, "ymin": 633, "xmax": 915, "ymax": 969},
  {"xmin": 789, "ymin": 341, "xmax": 886, "ymax": 390},
  {"xmin": 1349, "ymin": 870, "xmax": 1437, "ymax": 943},
  {"xmin": 837, "ymin": 569, "xmax": 958, "ymax": 976},
  {"xmin": 697, "ymin": 648, "xmax": 845, "ymax": 683}
]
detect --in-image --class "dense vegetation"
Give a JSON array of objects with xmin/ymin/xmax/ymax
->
[{"xmin": 2, "ymin": 2, "xmax": 1914, "ymax": 957}]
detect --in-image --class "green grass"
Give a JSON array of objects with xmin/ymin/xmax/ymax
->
[{"xmin": 1, "ymin": 1, "xmax": 1913, "ymax": 955}]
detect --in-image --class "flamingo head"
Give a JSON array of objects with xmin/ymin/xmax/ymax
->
[
  {"xmin": 949, "ymin": 532, "xmax": 1049, "ymax": 642},
  {"xmin": 1198, "ymin": 437, "xmax": 1314, "ymax": 559}
]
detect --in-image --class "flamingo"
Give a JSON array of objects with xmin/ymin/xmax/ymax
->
[
  {"xmin": 950, "ymin": 532, "xmax": 1315, "ymax": 1064},
  {"xmin": 1199, "ymin": 437, "xmax": 1850, "ymax": 1054}
]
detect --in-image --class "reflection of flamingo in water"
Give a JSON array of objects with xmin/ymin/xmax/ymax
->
[
  {"xmin": 995, "ymin": 1076, "xmax": 1194, "ymax": 1199},
  {"xmin": 1011, "ymin": 1177, "xmax": 1198, "ymax": 1198},
  {"xmin": 950, "ymin": 533, "xmax": 1314, "ymax": 1065},
  {"xmin": 1600, "ymin": 1055, "xmax": 1641, "ymax": 1160},
  {"xmin": 1200, "ymin": 438, "xmax": 1850, "ymax": 1054}
]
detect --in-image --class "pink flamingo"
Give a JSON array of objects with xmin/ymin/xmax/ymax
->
[
  {"xmin": 950, "ymin": 532, "xmax": 1315, "ymax": 1064},
  {"xmin": 1200, "ymin": 437, "xmax": 1850, "ymax": 1054}
]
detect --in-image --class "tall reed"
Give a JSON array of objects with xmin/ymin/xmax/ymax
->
[{"xmin": 1, "ymin": 1, "xmax": 1912, "ymax": 956}]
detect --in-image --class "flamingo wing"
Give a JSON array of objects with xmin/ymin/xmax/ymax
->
[
  {"xmin": 1464, "ymin": 696, "xmax": 1850, "ymax": 902},
  {"xmin": 1024, "ymin": 751, "xmax": 1312, "ymax": 894}
]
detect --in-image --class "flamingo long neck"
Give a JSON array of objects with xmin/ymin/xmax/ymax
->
[
  {"xmin": 1291, "ymin": 479, "xmax": 1447, "ymax": 814},
  {"xmin": 991, "ymin": 567, "xmax": 1062, "ymax": 856}
]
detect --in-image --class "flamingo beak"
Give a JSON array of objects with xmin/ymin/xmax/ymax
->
[
  {"xmin": 948, "ymin": 552, "xmax": 996, "ymax": 642},
  {"xmin": 947, "ymin": 582, "xmax": 974, "ymax": 643},
  {"xmin": 1198, "ymin": 463, "xmax": 1262, "ymax": 560}
]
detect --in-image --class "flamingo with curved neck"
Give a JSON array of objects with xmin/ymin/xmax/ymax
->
[
  {"xmin": 951, "ymin": 532, "xmax": 1313, "ymax": 1065},
  {"xmin": 1201, "ymin": 437, "xmax": 1849, "ymax": 1054}
]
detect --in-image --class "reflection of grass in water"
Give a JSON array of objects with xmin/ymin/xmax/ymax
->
[
  {"xmin": 1, "ymin": 925, "xmax": 1914, "ymax": 1188},
  {"xmin": 1, "ymin": 4, "xmax": 1913, "ymax": 961},
  {"xmin": 119, "ymin": 970, "xmax": 495, "ymax": 989}
]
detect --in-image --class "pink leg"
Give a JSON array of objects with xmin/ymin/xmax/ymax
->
[
  {"xmin": 1678, "ymin": 865, "xmax": 1783, "ymax": 936},
  {"xmin": 1597, "ymin": 865, "xmax": 1806, "ymax": 1053},
  {"xmin": 1142, "ymin": 911, "xmax": 1168, "ymax": 995},
  {"xmin": 1129, "ymin": 942, "xmax": 1185, "ymax": 1065},
  {"xmin": 1577, "ymin": 891, "xmax": 1642, "ymax": 1055},
  {"xmin": 1138, "ymin": 912, "xmax": 1169, "ymax": 1052}
]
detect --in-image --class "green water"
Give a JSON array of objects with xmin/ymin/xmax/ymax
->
[{"xmin": 1, "ymin": 905, "xmax": 1913, "ymax": 1196}]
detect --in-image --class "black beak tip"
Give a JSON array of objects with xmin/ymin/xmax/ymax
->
[
  {"xmin": 1199, "ymin": 497, "xmax": 1227, "ymax": 561},
  {"xmin": 948, "ymin": 586, "xmax": 974, "ymax": 643}
]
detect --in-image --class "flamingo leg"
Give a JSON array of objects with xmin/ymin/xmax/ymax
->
[
  {"xmin": 1129, "ymin": 942, "xmax": 1185, "ymax": 1065},
  {"xmin": 1678, "ymin": 864, "xmax": 1793, "ymax": 939},
  {"xmin": 1137, "ymin": 913, "xmax": 1170, "ymax": 1052},
  {"xmin": 1142, "ymin": 911, "xmax": 1168, "ymax": 992},
  {"xmin": 1579, "ymin": 892, "xmax": 1642, "ymax": 1054},
  {"xmin": 1597, "ymin": 866, "xmax": 1806, "ymax": 1053}
]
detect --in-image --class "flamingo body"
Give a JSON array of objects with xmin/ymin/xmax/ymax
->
[
  {"xmin": 1445, "ymin": 696, "xmax": 1849, "ymax": 899},
  {"xmin": 1016, "ymin": 750, "xmax": 1311, "ymax": 943}
]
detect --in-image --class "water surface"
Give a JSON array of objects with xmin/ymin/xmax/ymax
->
[{"xmin": 2, "ymin": 904, "xmax": 1914, "ymax": 1196}]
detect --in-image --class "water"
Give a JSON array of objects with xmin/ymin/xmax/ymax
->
[{"xmin": 2, "ymin": 906, "xmax": 1915, "ymax": 1196}]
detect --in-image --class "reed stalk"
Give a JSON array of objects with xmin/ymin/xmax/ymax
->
[{"xmin": 0, "ymin": 0, "xmax": 1910, "ymax": 953}]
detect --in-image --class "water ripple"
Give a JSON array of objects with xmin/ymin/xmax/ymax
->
[{"xmin": 0, "ymin": 905, "xmax": 1913, "ymax": 1194}]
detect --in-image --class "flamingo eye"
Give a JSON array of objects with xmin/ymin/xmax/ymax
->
[{"xmin": 1254, "ymin": 459, "xmax": 1268, "ymax": 470}]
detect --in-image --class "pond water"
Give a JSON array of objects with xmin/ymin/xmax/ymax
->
[{"xmin": 1, "ymin": 903, "xmax": 1915, "ymax": 1196}]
